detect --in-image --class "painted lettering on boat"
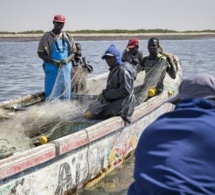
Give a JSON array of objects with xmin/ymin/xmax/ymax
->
[
  {"xmin": 55, "ymin": 162, "xmax": 72, "ymax": 194},
  {"xmin": 10, "ymin": 178, "xmax": 25, "ymax": 194},
  {"xmin": 54, "ymin": 147, "xmax": 106, "ymax": 194}
]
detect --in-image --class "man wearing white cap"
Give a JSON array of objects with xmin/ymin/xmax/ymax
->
[
  {"xmin": 128, "ymin": 73, "xmax": 215, "ymax": 194},
  {"xmin": 38, "ymin": 14, "xmax": 76, "ymax": 100}
]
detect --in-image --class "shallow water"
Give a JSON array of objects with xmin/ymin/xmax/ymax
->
[{"xmin": 0, "ymin": 38, "xmax": 215, "ymax": 194}]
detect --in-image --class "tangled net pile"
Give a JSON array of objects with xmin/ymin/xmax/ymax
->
[
  {"xmin": 0, "ymin": 100, "xmax": 87, "ymax": 158},
  {"xmin": 0, "ymin": 67, "xmax": 99, "ymax": 159},
  {"xmin": 0, "ymin": 56, "xmax": 177, "ymax": 159}
]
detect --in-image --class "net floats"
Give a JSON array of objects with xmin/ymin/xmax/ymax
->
[
  {"xmin": 39, "ymin": 136, "xmax": 48, "ymax": 144},
  {"xmin": 148, "ymin": 87, "xmax": 156, "ymax": 97},
  {"xmin": 85, "ymin": 110, "xmax": 93, "ymax": 119}
]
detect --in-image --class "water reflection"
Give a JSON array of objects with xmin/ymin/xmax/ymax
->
[{"xmin": 80, "ymin": 156, "xmax": 134, "ymax": 195}]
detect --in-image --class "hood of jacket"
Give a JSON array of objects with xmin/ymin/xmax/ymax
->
[
  {"xmin": 102, "ymin": 44, "xmax": 122, "ymax": 65},
  {"xmin": 174, "ymin": 97, "xmax": 215, "ymax": 111}
]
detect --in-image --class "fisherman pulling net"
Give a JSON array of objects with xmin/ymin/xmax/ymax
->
[
  {"xmin": 135, "ymin": 37, "xmax": 177, "ymax": 105},
  {"xmin": 3, "ymin": 13, "xmax": 97, "ymax": 159},
  {"xmin": 46, "ymin": 42, "xmax": 93, "ymax": 101}
]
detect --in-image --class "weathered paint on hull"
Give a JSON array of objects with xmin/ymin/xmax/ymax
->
[{"xmin": 0, "ymin": 93, "xmax": 173, "ymax": 195}]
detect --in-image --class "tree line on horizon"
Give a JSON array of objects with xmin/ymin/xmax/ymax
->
[{"xmin": 0, "ymin": 29, "xmax": 215, "ymax": 34}]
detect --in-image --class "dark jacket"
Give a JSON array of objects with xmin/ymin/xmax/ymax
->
[
  {"xmin": 128, "ymin": 98, "xmax": 215, "ymax": 195},
  {"xmin": 102, "ymin": 62, "xmax": 137, "ymax": 123}
]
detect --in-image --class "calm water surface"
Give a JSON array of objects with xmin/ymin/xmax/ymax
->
[
  {"xmin": 1, "ymin": 38, "xmax": 215, "ymax": 102},
  {"xmin": 0, "ymin": 38, "xmax": 215, "ymax": 194}
]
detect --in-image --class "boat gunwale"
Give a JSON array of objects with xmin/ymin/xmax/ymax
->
[{"xmin": 0, "ymin": 90, "xmax": 171, "ymax": 181}]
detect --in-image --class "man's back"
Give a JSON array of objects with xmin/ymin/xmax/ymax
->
[{"xmin": 129, "ymin": 98, "xmax": 215, "ymax": 195}]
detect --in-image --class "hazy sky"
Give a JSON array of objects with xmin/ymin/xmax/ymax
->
[{"xmin": 1, "ymin": 0, "xmax": 214, "ymax": 32}]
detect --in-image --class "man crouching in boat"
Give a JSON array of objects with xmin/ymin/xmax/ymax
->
[
  {"xmin": 85, "ymin": 44, "xmax": 137, "ymax": 123},
  {"xmin": 136, "ymin": 37, "xmax": 176, "ymax": 104}
]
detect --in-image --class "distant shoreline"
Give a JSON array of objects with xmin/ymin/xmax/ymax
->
[{"xmin": 0, "ymin": 32, "xmax": 215, "ymax": 41}]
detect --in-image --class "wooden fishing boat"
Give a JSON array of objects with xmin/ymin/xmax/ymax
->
[{"xmin": 0, "ymin": 56, "xmax": 182, "ymax": 194}]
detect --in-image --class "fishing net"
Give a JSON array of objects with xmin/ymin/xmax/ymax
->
[
  {"xmin": 0, "ymin": 56, "xmax": 175, "ymax": 159},
  {"xmin": 135, "ymin": 59, "xmax": 167, "ymax": 105},
  {"xmin": 0, "ymin": 115, "xmax": 32, "ymax": 159},
  {"xmin": 72, "ymin": 65, "xmax": 88, "ymax": 93},
  {"xmin": 0, "ymin": 100, "xmax": 92, "ymax": 159},
  {"xmin": 47, "ymin": 63, "xmax": 92, "ymax": 102},
  {"xmin": 46, "ymin": 65, "xmax": 71, "ymax": 102},
  {"xmin": 23, "ymin": 101, "xmax": 84, "ymax": 137},
  {"xmin": 0, "ymin": 65, "xmax": 104, "ymax": 159}
]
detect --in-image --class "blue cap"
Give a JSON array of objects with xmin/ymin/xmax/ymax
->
[{"xmin": 102, "ymin": 44, "xmax": 122, "ymax": 65}]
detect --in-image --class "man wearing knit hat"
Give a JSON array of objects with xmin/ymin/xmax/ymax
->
[
  {"xmin": 128, "ymin": 73, "xmax": 215, "ymax": 194},
  {"xmin": 37, "ymin": 14, "xmax": 76, "ymax": 100}
]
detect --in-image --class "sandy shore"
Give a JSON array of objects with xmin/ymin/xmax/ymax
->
[{"xmin": 0, "ymin": 32, "xmax": 215, "ymax": 41}]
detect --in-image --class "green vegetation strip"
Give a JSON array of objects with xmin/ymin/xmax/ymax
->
[{"xmin": 0, "ymin": 29, "xmax": 215, "ymax": 35}]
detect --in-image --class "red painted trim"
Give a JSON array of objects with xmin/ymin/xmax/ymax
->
[
  {"xmin": 0, "ymin": 150, "xmax": 55, "ymax": 180},
  {"xmin": 60, "ymin": 136, "xmax": 89, "ymax": 154},
  {"xmin": 87, "ymin": 119, "xmax": 123, "ymax": 142}
]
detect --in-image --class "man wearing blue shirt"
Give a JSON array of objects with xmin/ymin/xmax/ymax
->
[{"xmin": 128, "ymin": 73, "xmax": 215, "ymax": 195}]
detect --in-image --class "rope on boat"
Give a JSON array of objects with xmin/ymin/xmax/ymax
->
[{"xmin": 84, "ymin": 128, "xmax": 91, "ymax": 186}]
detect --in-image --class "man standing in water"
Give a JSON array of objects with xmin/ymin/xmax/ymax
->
[{"xmin": 37, "ymin": 14, "xmax": 76, "ymax": 100}]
